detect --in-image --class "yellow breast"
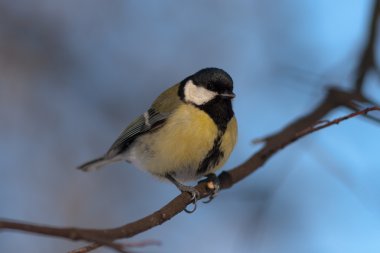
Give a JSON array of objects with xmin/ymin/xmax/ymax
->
[
  {"xmin": 134, "ymin": 104, "xmax": 218, "ymax": 180},
  {"xmin": 130, "ymin": 102, "xmax": 238, "ymax": 182}
]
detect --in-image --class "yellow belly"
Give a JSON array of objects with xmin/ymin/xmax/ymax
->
[{"xmin": 130, "ymin": 104, "xmax": 237, "ymax": 182}]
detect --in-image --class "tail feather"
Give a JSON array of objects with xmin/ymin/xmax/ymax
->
[{"xmin": 78, "ymin": 156, "xmax": 114, "ymax": 171}]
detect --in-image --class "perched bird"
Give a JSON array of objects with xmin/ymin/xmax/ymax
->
[{"xmin": 78, "ymin": 68, "xmax": 237, "ymax": 209}]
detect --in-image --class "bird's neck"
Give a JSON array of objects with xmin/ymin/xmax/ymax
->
[{"xmin": 198, "ymin": 98, "xmax": 234, "ymax": 133}]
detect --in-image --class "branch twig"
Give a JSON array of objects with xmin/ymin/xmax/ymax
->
[
  {"xmin": 68, "ymin": 243, "xmax": 101, "ymax": 253},
  {"xmin": 1, "ymin": 1, "xmax": 379, "ymax": 252},
  {"xmin": 68, "ymin": 240, "xmax": 161, "ymax": 253}
]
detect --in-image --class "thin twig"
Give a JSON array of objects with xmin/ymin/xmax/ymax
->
[
  {"xmin": 296, "ymin": 107, "xmax": 380, "ymax": 138},
  {"xmin": 68, "ymin": 240, "xmax": 161, "ymax": 253},
  {"xmin": 68, "ymin": 243, "xmax": 100, "ymax": 253}
]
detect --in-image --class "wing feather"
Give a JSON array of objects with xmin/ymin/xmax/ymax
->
[
  {"xmin": 106, "ymin": 84, "xmax": 181, "ymax": 157},
  {"xmin": 106, "ymin": 108, "xmax": 168, "ymax": 157}
]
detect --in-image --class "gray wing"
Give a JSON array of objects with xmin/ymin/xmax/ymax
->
[{"xmin": 106, "ymin": 108, "xmax": 169, "ymax": 157}]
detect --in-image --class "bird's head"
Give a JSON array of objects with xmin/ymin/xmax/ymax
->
[{"xmin": 180, "ymin": 68, "xmax": 235, "ymax": 106}]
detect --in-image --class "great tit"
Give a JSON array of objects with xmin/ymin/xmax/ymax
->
[{"xmin": 78, "ymin": 68, "xmax": 237, "ymax": 205}]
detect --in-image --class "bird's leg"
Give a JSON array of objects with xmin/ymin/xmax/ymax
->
[
  {"xmin": 165, "ymin": 173, "xmax": 200, "ymax": 213},
  {"xmin": 199, "ymin": 173, "xmax": 220, "ymax": 203}
]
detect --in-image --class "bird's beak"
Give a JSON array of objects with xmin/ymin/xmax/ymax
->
[{"xmin": 220, "ymin": 91, "xmax": 236, "ymax": 99}]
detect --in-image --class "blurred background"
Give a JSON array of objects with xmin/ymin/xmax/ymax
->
[{"xmin": 1, "ymin": 0, "xmax": 380, "ymax": 252}]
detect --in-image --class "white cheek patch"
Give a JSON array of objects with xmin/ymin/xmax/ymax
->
[{"xmin": 184, "ymin": 80, "xmax": 217, "ymax": 105}]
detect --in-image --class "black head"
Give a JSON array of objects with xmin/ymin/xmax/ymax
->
[
  {"xmin": 179, "ymin": 68, "xmax": 235, "ymax": 105},
  {"xmin": 191, "ymin": 68, "xmax": 234, "ymax": 96}
]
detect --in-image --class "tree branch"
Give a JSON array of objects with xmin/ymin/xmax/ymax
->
[
  {"xmin": 1, "ymin": 1, "xmax": 379, "ymax": 252},
  {"xmin": 355, "ymin": 0, "xmax": 380, "ymax": 91}
]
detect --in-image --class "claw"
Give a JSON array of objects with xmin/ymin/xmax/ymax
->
[
  {"xmin": 184, "ymin": 193, "xmax": 198, "ymax": 213},
  {"xmin": 200, "ymin": 173, "xmax": 220, "ymax": 204},
  {"xmin": 165, "ymin": 173, "xmax": 200, "ymax": 213},
  {"xmin": 180, "ymin": 187, "xmax": 200, "ymax": 213},
  {"xmin": 178, "ymin": 185, "xmax": 200, "ymax": 213},
  {"xmin": 202, "ymin": 195, "xmax": 214, "ymax": 204}
]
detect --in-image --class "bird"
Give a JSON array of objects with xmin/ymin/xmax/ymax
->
[{"xmin": 78, "ymin": 68, "xmax": 237, "ymax": 210}]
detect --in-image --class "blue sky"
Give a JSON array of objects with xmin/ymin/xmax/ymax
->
[{"xmin": 0, "ymin": 1, "xmax": 379, "ymax": 253}]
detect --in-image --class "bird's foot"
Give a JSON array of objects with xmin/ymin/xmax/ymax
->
[
  {"xmin": 176, "ymin": 184, "xmax": 200, "ymax": 213},
  {"xmin": 199, "ymin": 173, "xmax": 220, "ymax": 204},
  {"xmin": 165, "ymin": 173, "xmax": 200, "ymax": 213}
]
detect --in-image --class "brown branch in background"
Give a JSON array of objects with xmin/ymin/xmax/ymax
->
[
  {"xmin": 81, "ymin": 240, "xmax": 127, "ymax": 253},
  {"xmin": 68, "ymin": 243, "xmax": 101, "ymax": 253},
  {"xmin": 355, "ymin": 0, "xmax": 380, "ymax": 91},
  {"xmin": 68, "ymin": 240, "xmax": 161, "ymax": 253},
  {"xmin": 0, "ymin": 1, "xmax": 379, "ymax": 252}
]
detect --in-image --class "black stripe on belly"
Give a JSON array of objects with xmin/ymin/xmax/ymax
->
[{"xmin": 197, "ymin": 131, "xmax": 224, "ymax": 175}]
